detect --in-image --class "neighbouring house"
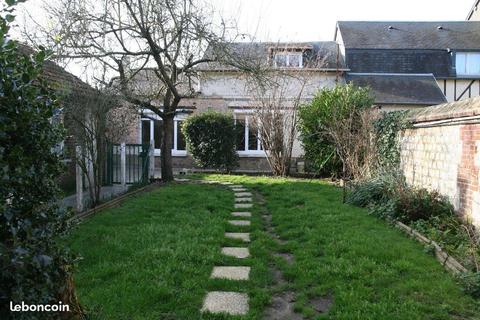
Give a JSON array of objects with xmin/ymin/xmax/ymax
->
[
  {"xmin": 18, "ymin": 44, "xmax": 101, "ymax": 193},
  {"xmin": 346, "ymin": 73, "xmax": 447, "ymax": 111},
  {"xmin": 467, "ymin": 0, "xmax": 480, "ymax": 20},
  {"xmin": 335, "ymin": 21, "xmax": 480, "ymax": 103},
  {"xmin": 130, "ymin": 42, "xmax": 347, "ymax": 173}
]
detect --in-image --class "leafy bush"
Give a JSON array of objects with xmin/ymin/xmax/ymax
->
[
  {"xmin": 348, "ymin": 174, "xmax": 454, "ymax": 223},
  {"xmin": 182, "ymin": 111, "xmax": 238, "ymax": 171},
  {"xmin": 298, "ymin": 84, "xmax": 374, "ymax": 177},
  {"xmin": 346, "ymin": 173, "xmax": 402, "ymax": 208},
  {"xmin": 458, "ymin": 272, "xmax": 480, "ymax": 298},
  {"xmin": 0, "ymin": 3, "xmax": 78, "ymax": 318},
  {"xmin": 396, "ymin": 188, "xmax": 455, "ymax": 223}
]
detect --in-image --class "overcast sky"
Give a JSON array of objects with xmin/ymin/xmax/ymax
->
[
  {"xmin": 210, "ymin": 0, "xmax": 475, "ymax": 41},
  {"xmin": 11, "ymin": 0, "xmax": 476, "ymax": 82}
]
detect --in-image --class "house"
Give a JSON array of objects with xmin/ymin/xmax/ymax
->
[
  {"xmin": 18, "ymin": 44, "xmax": 103, "ymax": 191},
  {"xmin": 134, "ymin": 42, "xmax": 347, "ymax": 173},
  {"xmin": 335, "ymin": 21, "xmax": 480, "ymax": 103}
]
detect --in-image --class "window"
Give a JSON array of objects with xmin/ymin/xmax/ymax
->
[
  {"xmin": 234, "ymin": 114, "xmax": 263, "ymax": 155},
  {"xmin": 273, "ymin": 51, "xmax": 303, "ymax": 68},
  {"xmin": 141, "ymin": 117, "xmax": 186, "ymax": 155},
  {"xmin": 456, "ymin": 52, "xmax": 480, "ymax": 76}
]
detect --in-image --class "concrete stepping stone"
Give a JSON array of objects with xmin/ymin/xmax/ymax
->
[
  {"xmin": 232, "ymin": 188, "xmax": 247, "ymax": 192},
  {"xmin": 232, "ymin": 211, "xmax": 251, "ymax": 217},
  {"xmin": 235, "ymin": 192, "xmax": 252, "ymax": 197},
  {"xmin": 222, "ymin": 247, "xmax": 250, "ymax": 259},
  {"xmin": 211, "ymin": 266, "xmax": 251, "ymax": 280},
  {"xmin": 229, "ymin": 185, "xmax": 243, "ymax": 189},
  {"xmin": 235, "ymin": 203, "xmax": 253, "ymax": 209},
  {"xmin": 235, "ymin": 197, "xmax": 252, "ymax": 203},
  {"xmin": 202, "ymin": 291, "xmax": 249, "ymax": 315},
  {"xmin": 225, "ymin": 232, "xmax": 250, "ymax": 242},
  {"xmin": 229, "ymin": 220, "xmax": 251, "ymax": 226}
]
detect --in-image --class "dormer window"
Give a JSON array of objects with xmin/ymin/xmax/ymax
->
[
  {"xmin": 456, "ymin": 52, "xmax": 480, "ymax": 76},
  {"xmin": 273, "ymin": 51, "xmax": 303, "ymax": 68}
]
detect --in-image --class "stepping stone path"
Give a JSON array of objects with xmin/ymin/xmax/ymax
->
[
  {"xmin": 222, "ymin": 247, "xmax": 250, "ymax": 259},
  {"xmin": 225, "ymin": 232, "xmax": 250, "ymax": 242},
  {"xmin": 202, "ymin": 183, "xmax": 254, "ymax": 316},
  {"xmin": 235, "ymin": 203, "xmax": 253, "ymax": 209},
  {"xmin": 232, "ymin": 211, "xmax": 252, "ymax": 217}
]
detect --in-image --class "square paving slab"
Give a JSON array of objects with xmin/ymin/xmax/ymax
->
[
  {"xmin": 225, "ymin": 232, "xmax": 250, "ymax": 242},
  {"xmin": 235, "ymin": 197, "xmax": 252, "ymax": 203},
  {"xmin": 211, "ymin": 266, "xmax": 250, "ymax": 280},
  {"xmin": 229, "ymin": 220, "xmax": 251, "ymax": 226},
  {"xmin": 232, "ymin": 188, "xmax": 247, "ymax": 192},
  {"xmin": 231, "ymin": 211, "xmax": 251, "ymax": 217},
  {"xmin": 229, "ymin": 185, "xmax": 243, "ymax": 189},
  {"xmin": 235, "ymin": 192, "xmax": 252, "ymax": 197},
  {"xmin": 221, "ymin": 247, "xmax": 250, "ymax": 259},
  {"xmin": 235, "ymin": 203, "xmax": 253, "ymax": 208},
  {"xmin": 202, "ymin": 291, "xmax": 249, "ymax": 315}
]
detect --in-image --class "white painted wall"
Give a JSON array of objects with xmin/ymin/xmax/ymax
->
[{"xmin": 438, "ymin": 79, "xmax": 480, "ymax": 102}]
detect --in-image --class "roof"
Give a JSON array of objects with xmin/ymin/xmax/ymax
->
[
  {"xmin": 344, "ymin": 49, "xmax": 453, "ymax": 78},
  {"xmin": 346, "ymin": 73, "xmax": 447, "ymax": 105},
  {"xmin": 17, "ymin": 44, "xmax": 96, "ymax": 97},
  {"xmin": 467, "ymin": 0, "xmax": 480, "ymax": 20},
  {"xmin": 198, "ymin": 41, "xmax": 346, "ymax": 71},
  {"xmin": 336, "ymin": 21, "xmax": 480, "ymax": 50},
  {"xmin": 409, "ymin": 96, "xmax": 480, "ymax": 122}
]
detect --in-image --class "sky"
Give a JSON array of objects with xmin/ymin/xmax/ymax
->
[
  {"xmin": 209, "ymin": 0, "xmax": 475, "ymax": 41},
  {"xmin": 9, "ymin": 0, "xmax": 476, "ymax": 82}
]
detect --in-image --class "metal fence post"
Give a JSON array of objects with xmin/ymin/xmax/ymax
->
[
  {"xmin": 149, "ymin": 139, "xmax": 155, "ymax": 180},
  {"xmin": 75, "ymin": 146, "xmax": 84, "ymax": 212},
  {"xmin": 120, "ymin": 142, "xmax": 127, "ymax": 190}
]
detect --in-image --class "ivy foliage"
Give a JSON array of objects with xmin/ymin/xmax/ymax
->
[
  {"xmin": 182, "ymin": 111, "xmax": 239, "ymax": 172},
  {"xmin": 374, "ymin": 110, "xmax": 410, "ymax": 170},
  {"xmin": 0, "ymin": 1, "xmax": 75, "ymax": 318},
  {"xmin": 298, "ymin": 84, "xmax": 374, "ymax": 176}
]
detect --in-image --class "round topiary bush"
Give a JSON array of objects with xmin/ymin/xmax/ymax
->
[{"xmin": 182, "ymin": 111, "xmax": 238, "ymax": 172}]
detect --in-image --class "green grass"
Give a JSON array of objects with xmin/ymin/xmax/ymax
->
[
  {"xmin": 196, "ymin": 175, "xmax": 480, "ymax": 320},
  {"xmin": 68, "ymin": 176, "xmax": 479, "ymax": 319},
  {"xmin": 68, "ymin": 182, "xmax": 271, "ymax": 319}
]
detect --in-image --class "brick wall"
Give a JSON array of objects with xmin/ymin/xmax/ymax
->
[{"xmin": 400, "ymin": 97, "xmax": 480, "ymax": 226}]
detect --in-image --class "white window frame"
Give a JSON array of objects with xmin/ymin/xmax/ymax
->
[
  {"xmin": 273, "ymin": 51, "xmax": 303, "ymax": 68},
  {"xmin": 234, "ymin": 111, "xmax": 265, "ymax": 157},
  {"xmin": 139, "ymin": 111, "xmax": 187, "ymax": 157},
  {"xmin": 456, "ymin": 52, "xmax": 480, "ymax": 76}
]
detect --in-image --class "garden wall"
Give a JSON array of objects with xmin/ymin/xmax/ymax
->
[{"xmin": 400, "ymin": 97, "xmax": 480, "ymax": 226}]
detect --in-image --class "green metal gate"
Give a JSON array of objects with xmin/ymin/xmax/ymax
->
[{"xmin": 103, "ymin": 143, "xmax": 150, "ymax": 186}]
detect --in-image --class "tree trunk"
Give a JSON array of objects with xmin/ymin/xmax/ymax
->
[{"xmin": 161, "ymin": 114, "xmax": 175, "ymax": 181}]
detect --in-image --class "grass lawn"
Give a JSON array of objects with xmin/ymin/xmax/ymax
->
[
  {"xmin": 68, "ymin": 182, "xmax": 271, "ymax": 319},
  {"xmin": 68, "ymin": 176, "xmax": 479, "ymax": 319}
]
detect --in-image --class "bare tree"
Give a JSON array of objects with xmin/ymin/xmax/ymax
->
[
  {"xmin": 244, "ymin": 44, "xmax": 333, "ymax": 176},
  {"xmin": 246, "ymin": 71, "xmax": 307, "ymax": 176},
  {"xmin": 24, "ymin": 0, "xmax": 237, "ymax": 181}
]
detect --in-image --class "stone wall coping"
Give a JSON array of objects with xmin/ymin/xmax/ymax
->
[{"xmin": 408, "ymin": 97, "xmax": 480, "ymax": 123}]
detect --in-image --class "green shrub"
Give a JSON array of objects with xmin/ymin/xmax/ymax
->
[
  {"xmin": 396, "ymin": 188, "xmax": 454, "ymax": 223},
  {"xmin": 298, "ymin": 84, "xmax": 373, "ymax": 177},
  {"xmin": 346, "ymin": 173, "xmax": 402, "ymax": 208},
  {"xmin": 182, "ymin": 111, "xmax": 238, "ymax": 171},
  {"xmin": 458, "ymin": 272, "xmax": 480, "ymax": 298},
  {"xmin": 1, "ymin": 2, "xmax": 77, "ymax": 318},
  {"xmin": 348, "ymin": 175, "xmax": 454, "ymax": 223}
]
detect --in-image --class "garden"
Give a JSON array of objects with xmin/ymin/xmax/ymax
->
[{"xmin": 2, "ymin": 0, "xmax": 480, "ymax": 318}]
